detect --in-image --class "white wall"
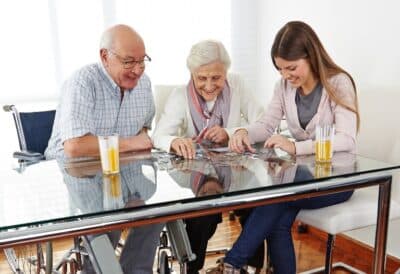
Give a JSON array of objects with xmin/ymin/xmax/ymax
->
[
  {"xmin": 231, "ymin": 0, "xmax": 400, "ymax": 105},
  {"xmin": 230, "ymin": 2, "xmax": 261, "ymax": 96},
  {"xmin": 0, "ymin": 0, "xmax": 231, "ymax": 104}
]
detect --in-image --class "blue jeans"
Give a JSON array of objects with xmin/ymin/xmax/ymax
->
[{"xmin": 224, "ymin": 191, "xmax": 353, "ymax": 274}]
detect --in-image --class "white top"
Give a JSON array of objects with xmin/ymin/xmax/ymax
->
[{"xmin": 152, "ymin": 73, "xmax": 265, "ymax": 152}]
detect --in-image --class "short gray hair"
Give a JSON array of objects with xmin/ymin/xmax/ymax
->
[
  {"xmin": 186, "ymin": 39, "xmax": 231, "ymax": 72},
  {"xmin": 99, "ymin": 28, "xmax": 113, "ymax": 50},
  {"xmin": 99, "ymin": 24, "xmax": 142, "ymax": 50}
]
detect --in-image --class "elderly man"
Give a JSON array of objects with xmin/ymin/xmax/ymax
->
[
  {"xmin": 46, "ymin": 24, "xmax": 153, "ymax": 158},
  {"xmin": 46, "ymin": 24, "xmax": 162, "ymax": 274}
]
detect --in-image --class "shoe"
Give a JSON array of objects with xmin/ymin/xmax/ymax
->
[
  {"xmin": 246, "ymin": 266, "xmax": 261, "ymax": 274},
  {"xmin": 206, "ymin": 262, "xmax": 245, "ymax": 274},
  {"xmin": 224, "ymin": 263, "xmax": 245, "ymax": 274},
  {"xmin": 206, "ymin": 257, "xmax": 224, "ymax": 274},
  {"xmin": 206, "ymin": 263, "xmax": 223, "ymax": 274}
]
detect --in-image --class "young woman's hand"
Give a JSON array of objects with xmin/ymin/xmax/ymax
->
[
  {"xmin": 229, "ymin": 129, "xmax": 255, "ymax": 153},
  {"xmin": 264, "ymin": 134, "xmax": 296, "ymax": 155}
]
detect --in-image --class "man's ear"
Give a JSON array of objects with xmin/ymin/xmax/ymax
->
[{"xmin": 100, "ymin": 49, "xmax": 109, "ymax": 66}]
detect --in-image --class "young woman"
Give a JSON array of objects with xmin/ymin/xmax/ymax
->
[{"xmin": 221, "ymin": 21, "xmax": 360, "ymax": 274}]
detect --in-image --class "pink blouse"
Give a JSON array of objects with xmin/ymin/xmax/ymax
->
[{"xmin": 247, "ymin": 73, "xmax": 357, "ymax": 155}]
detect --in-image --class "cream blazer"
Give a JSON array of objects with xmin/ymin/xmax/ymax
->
[
  {"xmin": 152, "ymin": 73, "xmax": 264, "ymax": 152},
  {"xmin": 247, "ymin": 73, "xmax": 357, "ymax": 155}
]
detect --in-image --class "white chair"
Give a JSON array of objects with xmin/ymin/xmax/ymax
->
[
  {"xmin": 296, "ymin": 90, "xmax": 400, "ymax": 273},
  {"xmin": 154, "ymin": 84, "xmax": 185, "ymax": 125}
]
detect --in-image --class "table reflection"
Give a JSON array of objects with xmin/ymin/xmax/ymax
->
[
  {"xmin": 263, "ymin": 152, "xmax": 357, "ymax": 184},
  {"xmin": 59, "ymin": 149, "xmax": 360, "ymax": 213},
  {"xmin": 59, "ymin": 157, "xmax": 157, "ymax": 214}
]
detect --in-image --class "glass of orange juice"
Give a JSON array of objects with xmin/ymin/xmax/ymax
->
[
  {"xmin": 314, "ymin": 162, "xmax": 332, "ymax": 178},
  {"xmin": 103, "ymin": 173, "xmax": 124, "ymax": 210},
  {"xmin": 315, "ymin": 124, "xmax": 334, "ymax": 163},
  {"xmin": 98, "ymin": 133, "xmax": 120, "ymax": 174}
]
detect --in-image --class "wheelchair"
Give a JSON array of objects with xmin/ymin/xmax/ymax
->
[
  {"xmin": 157, "ymin": 219, "xmax": 196, "ymax": 274},
  {"xmin": 3, "ymin": 104, "xmax": 87, "ymax": 274},
  {"xmin": 3, "ymin": 104, "xmax": 198, "ymax": 274}
]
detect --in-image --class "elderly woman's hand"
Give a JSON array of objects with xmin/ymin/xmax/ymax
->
[
  {"xmin": 229, "ymin": 129, "xmax": 255, "ymax": 153},
  {"xmin": 171, "ymin": 138, "xmax": 196, "ymax": 159},
  {"xmin": 264, "ymin": 134, "xmax": 296, "ymax": 155},
  {"xmin": 171, "ymin": 158, "xmax": 196, "ymax": 173},
  {"xmin": 204, "ymin": 125, "xmax": 229, "ymax": 144}
]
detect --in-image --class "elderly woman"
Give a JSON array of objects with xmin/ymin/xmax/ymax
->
[
  {"xmin": 152, "ymin": 39, "xmax": 263, "ymax": 158},
  {"xmin": 152, "ymin": 40, "xmax": 264, "ymax": 274}
]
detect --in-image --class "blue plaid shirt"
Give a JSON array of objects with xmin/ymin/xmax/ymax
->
[{"xmin": 45, "ymin": 63, "xmax": 155, "ymax": 159}]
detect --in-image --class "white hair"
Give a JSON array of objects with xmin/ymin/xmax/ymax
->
[
  {"xmin": 186, "ymin": 39, "xmax": 231, "ymax": 72},
  {"xmin": 99, "ymin": 24, "xmax": 141, "ymax": 50},
  {"xmin": 99, "ymin": 28, "xmax": 114, "ymax": 50}
]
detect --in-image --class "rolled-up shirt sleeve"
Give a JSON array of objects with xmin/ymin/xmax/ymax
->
[{"xmin": 59, "ymin": 74, "xmax": 96, "ymax": 145}]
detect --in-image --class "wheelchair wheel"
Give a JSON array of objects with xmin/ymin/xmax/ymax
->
[
  {"xmin": 158, "ymin": 250, "xmax": 171, "ymax": 274},
  {"xmin": 4, "ymin": 242, "xmax": 53, "ymax": 274},
  {"xmin": 35, "ymin": 241, "xmax": 53, "ymax": 274}
]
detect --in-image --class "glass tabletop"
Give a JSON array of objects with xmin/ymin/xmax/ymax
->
[{"xmin": 0, "ymin": 148, "xmax": 399, "ymax": 232}]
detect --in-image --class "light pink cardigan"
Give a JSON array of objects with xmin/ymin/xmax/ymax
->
[{"xmin": 247, "ymin": 73, "xmax": 357, "ymax": 155}]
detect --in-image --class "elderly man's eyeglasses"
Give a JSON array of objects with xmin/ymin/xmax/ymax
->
[{"xmin": 108, "ymin": 50, "xmax": 151, "ymax": 69}]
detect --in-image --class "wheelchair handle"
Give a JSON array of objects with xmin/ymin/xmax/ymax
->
[{"xmin": 3, "ymin": 104, "xmax": 15, "ymax": 112}]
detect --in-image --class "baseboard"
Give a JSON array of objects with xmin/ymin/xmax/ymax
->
[{"xmin": 299, "ymin": 262, "xmax": 366, "ymax": 274}]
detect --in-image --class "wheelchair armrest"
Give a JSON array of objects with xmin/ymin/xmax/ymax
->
[{"xmin": 13, "ymin": 150, "xmax": 45, "ymax": 162}]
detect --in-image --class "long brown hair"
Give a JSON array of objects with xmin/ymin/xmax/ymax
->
[{"xmin": 271, "ymin": 21, "xmax": 360, "ymax": 130}]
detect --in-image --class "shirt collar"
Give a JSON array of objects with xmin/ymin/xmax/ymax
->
[{"xmin": 99, "ymin": 62, "xmax": 122, "ymax": 97}]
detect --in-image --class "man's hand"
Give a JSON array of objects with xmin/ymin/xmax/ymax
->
[
  {"xmin": 64, "ymin": 134, "xmax": 101, "ymax": 158},
  {"xmin": 130, "ymin": 131, "xmax": 153, "ymax": 151},
  {"xmin": 204, "ymin": 125, "xmax": 229, "ymax": 144},
  {"xmin": 228, "ymin": 129, "xmax": 255, "ymax": 153},
  {"xmin": 264, "ymin": 134, "xmax": 296, "ymax": 155},
  {"xmin": 171, "ymin": 138, "xmax": 195, "ymax": 159}
]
